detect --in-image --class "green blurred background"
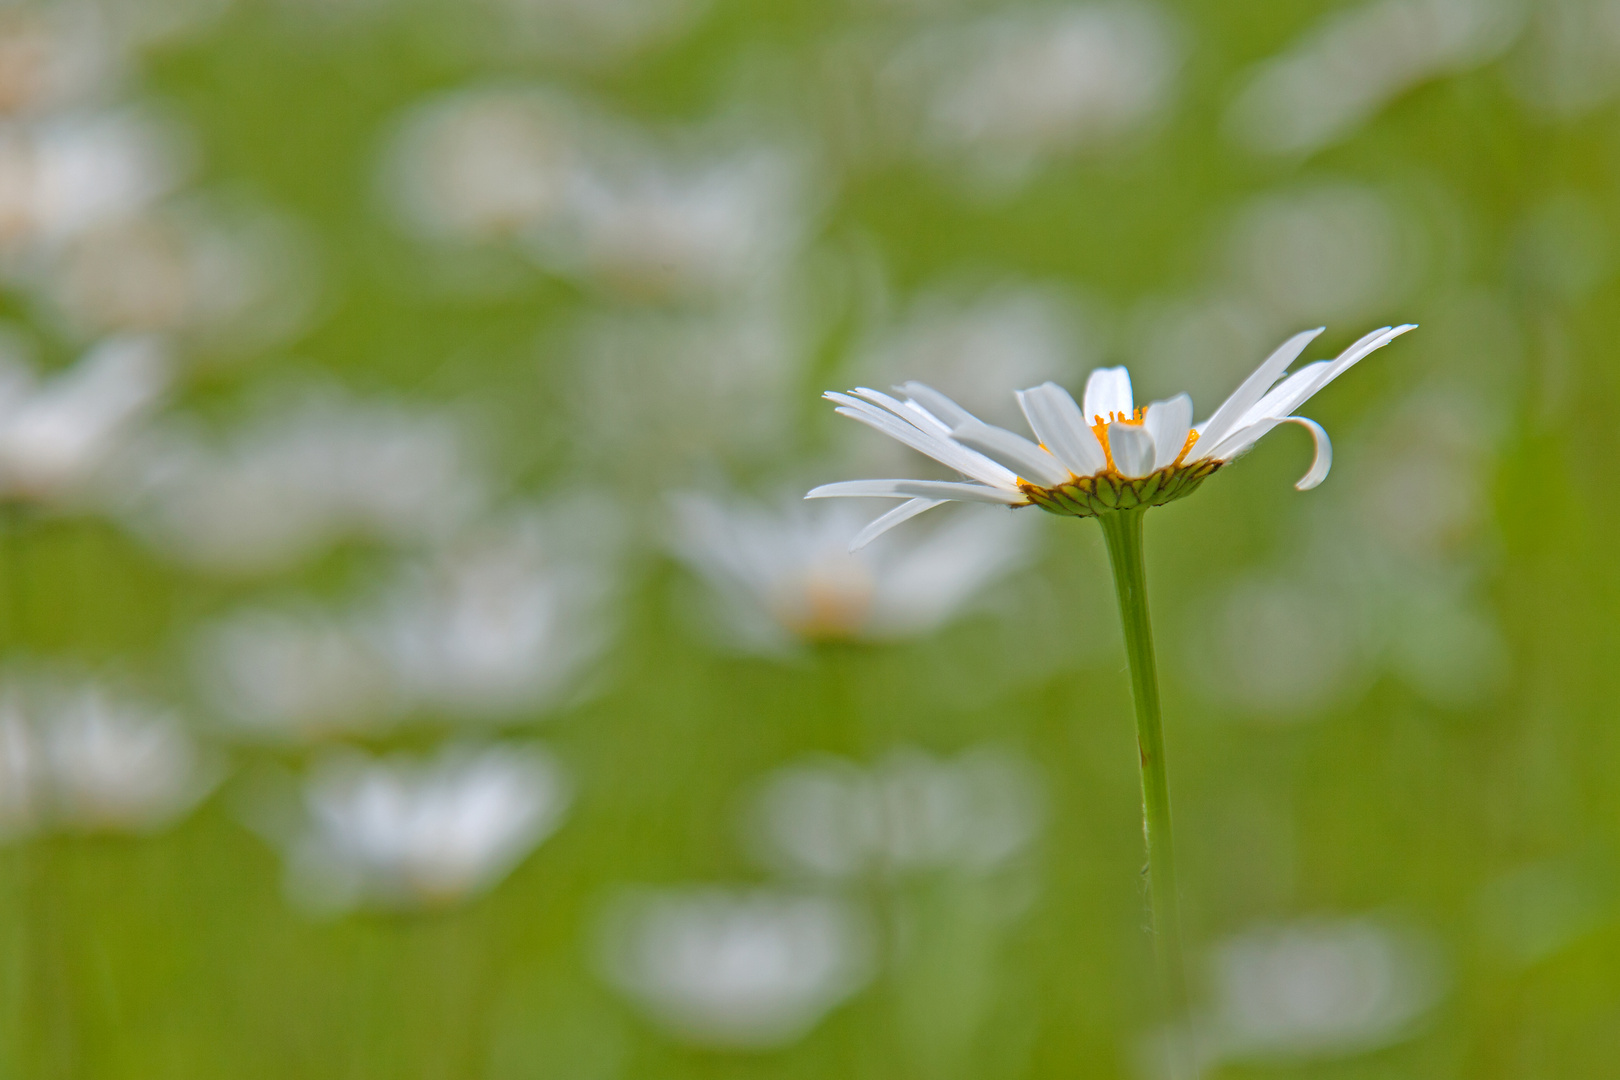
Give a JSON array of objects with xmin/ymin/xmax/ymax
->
[{"xmin": 0, "ymin": 0, "xmax": 1613, "ymax": 1076}]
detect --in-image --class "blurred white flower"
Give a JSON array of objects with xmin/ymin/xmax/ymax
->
[
  {"xmin": 1190, "ymin": 575, "xmax": 1363, "ymax": 719},
  {"xmin": 600, "ymin": 887, "xmax": 873, "ymax": 1048},
  {"xmin": 195, "ymin": 607, "xmax": 398, "ymax": 739},
  {"xmin": 853, "ymin": 281, "xmax": 1092, "ymax": 429},
  {"xmin": 284, "ymin": 742, "xmax": 571, "ymax": 912},
  {"xmin": 1204, "ymin": 916, "xmax": 1445, "ymax": 1063},
  {"xmin": 0, "ymin": 333, "xmax": 170, "ymax": 502},
  {"xmin": 1225, "ymin": 185, "xmax": 1417, "ymax": 326},
  {"xmin": 567, "ymin": 302, "xmax": 807, "ymax": 485},
  {"xmin": 0, "ymin": 107, "xmax": 185, "ymax": 257},
  {"xmin": 0, "ymin": 671, "xmax": 215, "ymax": 836},
  {"xmin": 671, "ymin": 491, "xmax": 1033, "ymax": 649},
  {"xmin": 745, "ymin": 746, "xmax": 1042, "ymax": 881},
  {"xmin": 1127, "ymin": 295, "xmax": 1274, "ymax": 412},
  {"xmin": 92, "ymin": 0, "xmax": 235, "ymax": 47},
  {"xmin": 533, "ymin": 145, "xmax": 809, "ymax": 302},
  {"xmin": 887, "ymin": 4, "xmax": 1180, "ymax": 184},
  {"xmin": 40, "ymin": 196, "xmax": 319, "ymax": 350},
  {"xmin": 487, "ymin": 0, "xmax": 711, "ymax": 66},
  {"xmin": 368, "ymin": 510, "xmax": 618, "ymax": 719},
  {"xmin": 1348, "ymin": 388, "xmax": 1492, "ymax": 561},
  {"xmin": 195, "ymin": 509, "xmax": 619, "ymax": 738},
  {"xmin": 0, "ymin": 3, "xmax": 122, "ymax": 118},
  {"xmin": 1191, "ymin": 386, "xmax": 1506, "ymax": 718},
  {"xmin": 1507, "ymin": 0, "xmax": 1620, "ymax": 115},
  {"xmin": 383, "ymin": 87, "xmax": 585, "ymax": 243},
  {"xmin": 122, "ymin": 389, "xmax": 486, "ymax": 575},
  {"xmin": 1227, "ymin": 0, "xmax": 1524, "ymax": 156}
]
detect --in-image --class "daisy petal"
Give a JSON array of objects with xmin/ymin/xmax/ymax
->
[
  {"xmin": 1238, "ymin": 361, "xmax": 1331, "ymax": 427},
  {"xmin": 1203, "ymin": 417, "xmax": 1283, "ymax": 461},
  {"xmin": 1281, "ymin": 323, "xmax": 1416, "ymax": 415},
  {"xmin": 1193, "ymin": 327, "xmax": 1324, "ymax": 459},
  {"xmin": 1143, "ymin": 394, "xmax": 1193, "ymax": 471},
  {"xmin": 848, "ymin": 498, "xmax": 944, "ymax": 551},
  {"xmin": 950, "ymin": 418, "xmax": 1071, "ymax": 486},
  {"xmin": 1017, "ymin": 382, "xmax": 1108, "ymax": 475},
  {"xmin": 897, "ymin": 382, "xmax": 977, "ymax": 430},
  {"xmin": 1107, "ymin": 423, "xmax": 1156, "ymax": 478},
  {"xmin": 829, "ymin": 397, "xmax": 1018, "ymax": 488},
  {"xmin": 1203, "ymin": 410, "xmax": 1334, "ymax": 489},
  {"xmin": 1282, "ymin": 416, "xmax": 1332, "ymax": 490},
  {"xmin": 849, "ymin": 386, "xmax": 954, "ymax": 438},
  {"xmin": 806, "ymin": 479, "xmax": 1024, "ymax": 505},
  {"xmin": 1082, "ymin": 367, "xmax": 1134, "ymax": 422}
]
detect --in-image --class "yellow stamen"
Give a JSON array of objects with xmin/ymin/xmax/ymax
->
[
  {"xmin": 1172, "ymin": 430, "xmax": 1199, "ymax": 468},
  {"xmin": 1089, "ymin": 409, "xmax": 1147, "ymax": 475},
  {"xmin": 1090, "ymin": 418, "xmax": 1116, "ymax": 473}
]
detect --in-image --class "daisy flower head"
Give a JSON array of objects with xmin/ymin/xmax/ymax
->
[{"xmin": 809, "ymin": 324, "xmax": 1415, "ymax": 547}]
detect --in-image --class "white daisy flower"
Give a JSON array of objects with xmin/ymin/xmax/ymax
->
[
  {"xmin": 599, "ymin": 886, "xmax": 873, "ymax": 1049},
  {"xmin": 669, "ymin": 491, "xmax": 1032, "ymax": 649},
  {"xmin": 808, "ymin": 324, "xmax": 1415, "ymax": 546},
  {"xmin": 285, "ymin": 742, "xmax": 572, "ymax": 913}
]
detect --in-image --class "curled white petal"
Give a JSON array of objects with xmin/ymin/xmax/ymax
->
[{"xmin": 1283, "ymin": 416, "xmax": 1332, "ymax": 490}]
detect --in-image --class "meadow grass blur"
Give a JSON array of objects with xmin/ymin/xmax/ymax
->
[{"xmin": 0, "ymin": 0, "xmax": 1616, "ymax": 1077}]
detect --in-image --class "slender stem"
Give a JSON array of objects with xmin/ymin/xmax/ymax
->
[{"xmin": 1094, "ymin": 508, "xmax": 1191, "ymax": 1072}]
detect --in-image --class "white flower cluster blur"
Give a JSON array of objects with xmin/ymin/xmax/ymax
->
[
  {"xmin": 599, "ymin": 745, "xmax": 1043, "ymax": 1049},
  {"xmin": 1227, "ymin": 0, "xmax": 1524, "ymax": 156},
  {"xmin": 275, "ymin": 741, "xmax": 573, "ymax": 914},
  {"xmin": 119, "ymin": 387, "xmax": 488, "ymax": 576},
  {"xmin": 0, "ymin": 666, "xmax": 216, "ymax": 837},
  {"xmin": 0, "ymin": 4, "xmax": 315, "ymax": 359},
  {"xmin": 744, "ymin": 746, "xmax": 1043, "ymax": 883},
  {"xmin": 1144, "ymin": 915, "xmax": 1446, "ymax": 1076},
  {"xmin": 1189, "ymin": 386, "xmax": 1507, "ymax": 718},
  {"xmin": 196, "ymin": 504, "xmax": 619, "ymax": 739},
  {"xmin": 384, "ymin": 87, "xmax": 809, "ymax": 305},
  {"xmin": 670, "ymin": 491, "xmax": 1034, "ymax": 652},
  {"xmin": 880, "ymin": 3, "xmax": 1183, "ymax": 188}
]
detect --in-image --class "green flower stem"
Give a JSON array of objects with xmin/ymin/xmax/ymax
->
[{"xmin": 1095, "ymin": 508, "xmax": 1191, "ymax": 1063}]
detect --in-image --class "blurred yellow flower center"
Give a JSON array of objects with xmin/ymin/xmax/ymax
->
[{"xmin": 774, "ymin": 568, "xmax": 875, "ymax": 641}]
